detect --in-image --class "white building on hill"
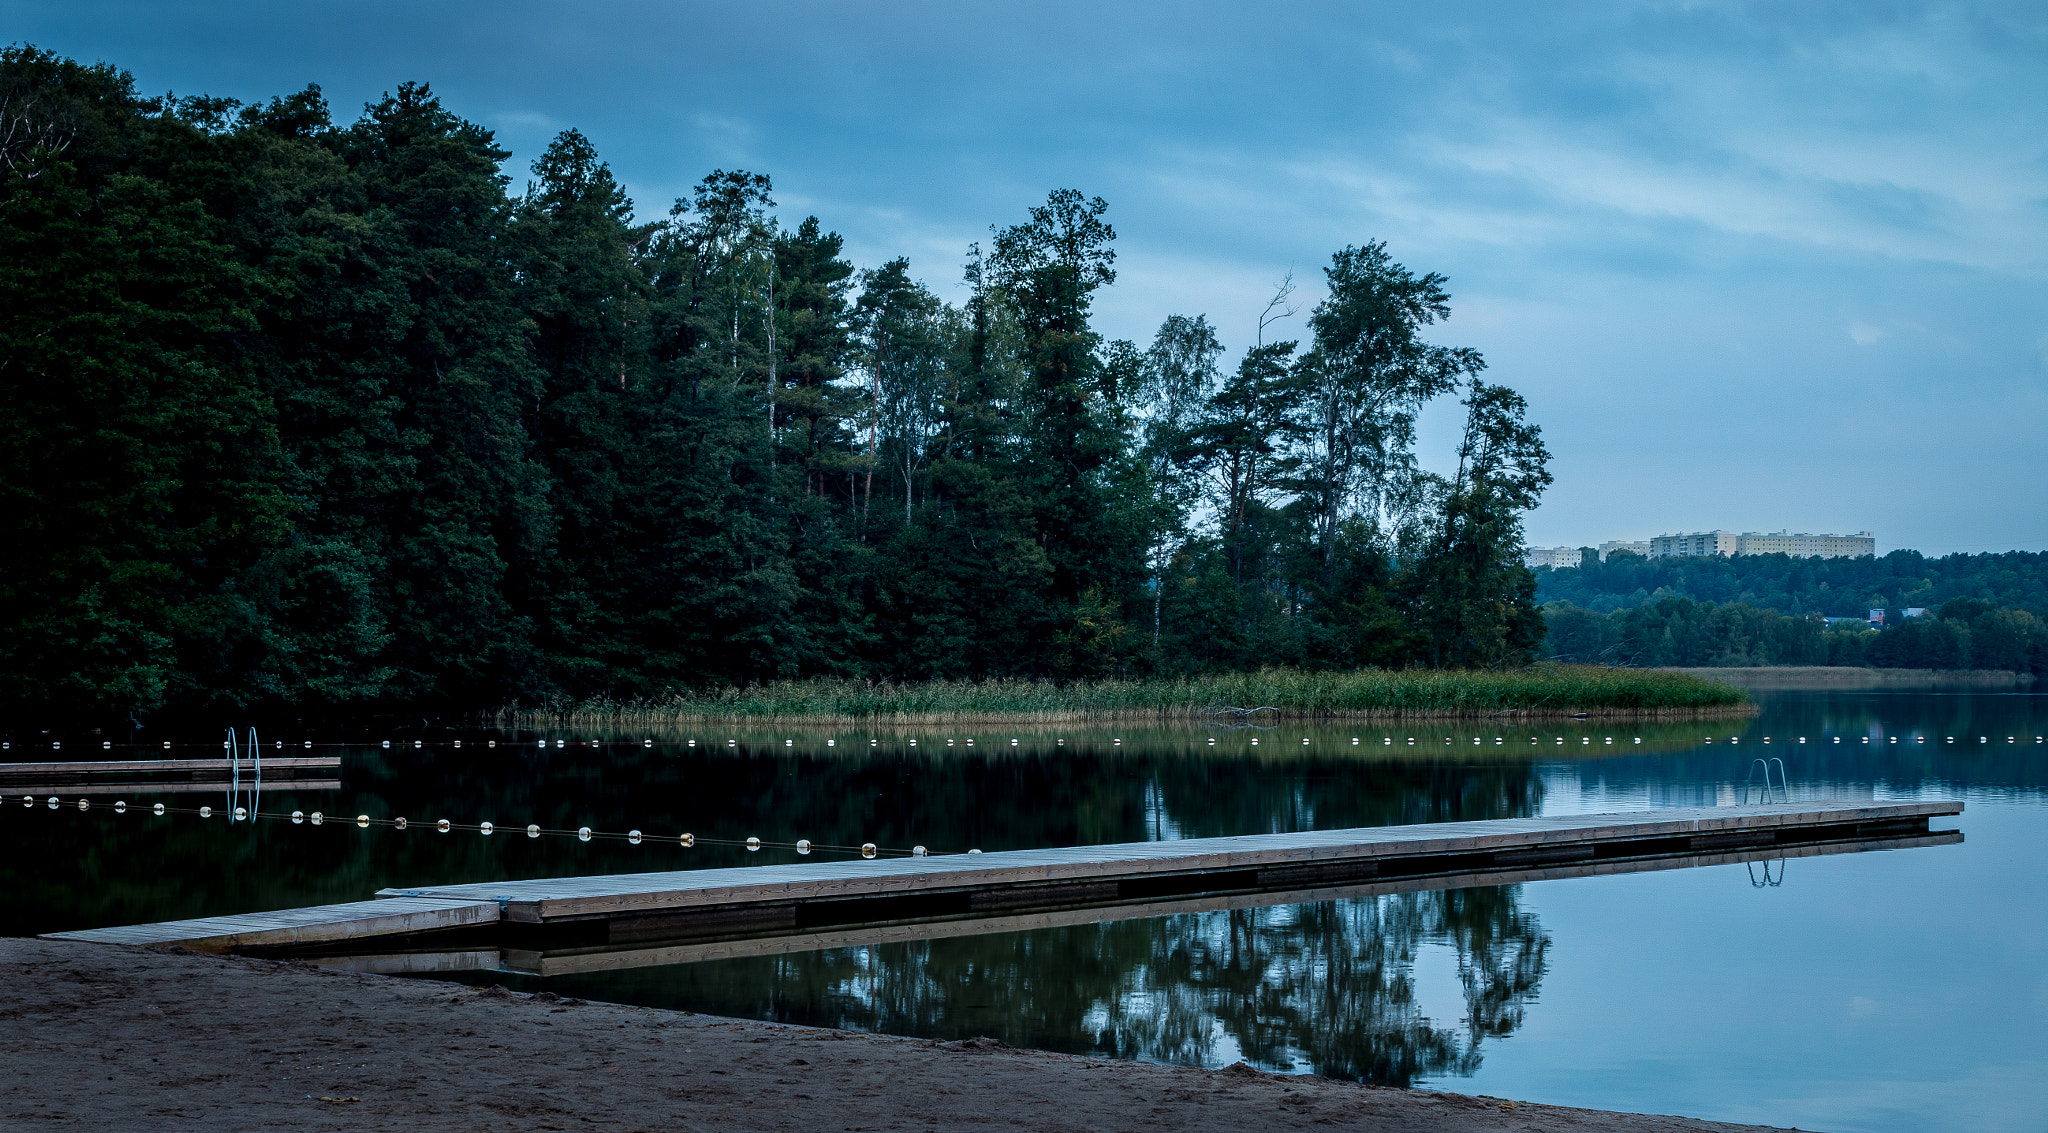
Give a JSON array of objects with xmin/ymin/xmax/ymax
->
[
  {"xmin": 1522, "ymin": 546, "xmax": 1584, "ymax": 570},
  {"xmin": 1647, "ymin": 530, "xmax": 1875, "ymax": 559}
]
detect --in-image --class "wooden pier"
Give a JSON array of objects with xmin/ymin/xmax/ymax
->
[
  {"xmin": 0, "ymin": 756, "xmax": 342, "ymax": 796},
  {"xmin": 44, "ymin": 897, "xmax": 498, "ymax": 951},
  {"xmin": 43, "ymin": 800, "xmax": 1960, "ymax": 957}
]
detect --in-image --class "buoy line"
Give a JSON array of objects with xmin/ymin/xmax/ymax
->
[{"xmin": 6, "ymin": 795, "xmax": 940, "ymax": 859}]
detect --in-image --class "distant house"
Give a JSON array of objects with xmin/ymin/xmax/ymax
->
[{"xmin": 1597, "ymin": 540, "xmax": 1651, "ymax": 560}]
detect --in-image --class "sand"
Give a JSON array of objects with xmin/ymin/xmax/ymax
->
[{"xmin": 0, "ymin": 938, "xmax": 1808, "ymax": 1132}]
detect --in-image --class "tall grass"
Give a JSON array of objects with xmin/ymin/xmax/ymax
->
[{"xmin": 496, "ymin": 665, "xmax": 1749, "ymax": 727}]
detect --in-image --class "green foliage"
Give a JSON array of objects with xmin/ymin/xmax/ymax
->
[
  {"xmin": 1535, "ymin": 547, "xmax": 2048, "ymax": 618},
  {"xmin": 509, "ymin": 664, "xmax": 1744, "ymax": 724},
  {"xmin": 0, "ymin": 47, "xmax": 1562, "ymax": 723},
  {"xmin": 1541, "ymin": 596, "xmax": 2048, "ymax": 674}
]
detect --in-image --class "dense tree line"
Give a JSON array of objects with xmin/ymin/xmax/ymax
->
[
  {"xmin": 0, "ymin": 48, "xmax": 1552, "ymax": 722},
  {"xmin": 1543, "ymin": 597, "xmax": 2048, "ymax": 674},
  {"xmin": 1534, "ymin": 548, "xmax": 2048, "ymax": 618}
]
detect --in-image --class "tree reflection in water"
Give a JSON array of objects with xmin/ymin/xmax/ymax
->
[{"xmin": 594, "ymin": 884, "xmax": 1547, "ymax": 1087}]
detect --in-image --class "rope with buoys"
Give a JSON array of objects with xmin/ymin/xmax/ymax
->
[{"xmin": 6, "ymin": 794, "xmax": 944, "ymax": 858}]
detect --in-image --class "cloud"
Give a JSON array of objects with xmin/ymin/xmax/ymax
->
[{"xmin": 1849, "ymin": 322, "xmax": 1887, "ymax": 345}]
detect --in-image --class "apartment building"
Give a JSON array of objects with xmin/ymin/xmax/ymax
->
[
  {"xmin": 1648, "ymin": 531, "xmax": 1740, "ymax": 558},
  {"xmin": 1597, "ymin": 540, "xmax": 1652, "ymax": 561},
  {"xmin": 1522, "ymin": 546, "xmax": 1584, "ymax": 570},
  {"xmin": 1647, "ymin": 530, "xmax": 1875, "ymax": 560}
]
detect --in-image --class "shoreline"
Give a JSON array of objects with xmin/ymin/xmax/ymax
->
[
  {"xmin": 1654, "ymin": 666, "xmax": 2035, "ymax": 689},
  {"xmin": 489, "ymin": 666, "xmax": 1750, "ymax": 728},
  {"xmin": 502, "ymin": 704, "xmax": 1762, "ymax": 726},
  {"xmin": 1, "ymin": 938, "xmax": 1806, "ymax": 1132}
]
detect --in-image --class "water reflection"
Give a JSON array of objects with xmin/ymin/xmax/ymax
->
[
  {"xmin": 519, "ymin": 886, "xmax": 1549, "ymax": 1086},
  {"xmin": 2, "ymin": 689, "xmax": 2033, "ymax": 1102}
]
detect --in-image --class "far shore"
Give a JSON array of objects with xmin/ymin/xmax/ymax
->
[
  {"xmin": 0, "ymin": 938, "xmax": 1808, "ymax": 1133},
  {"xmin": 1655, "ymin": 666, "xmax": 2036, "ymax": 689}
]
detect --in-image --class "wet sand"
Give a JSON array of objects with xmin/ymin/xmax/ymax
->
[{"xmin": 1, "ymin": 938, "xmax": 1810, "ymax": 1131}]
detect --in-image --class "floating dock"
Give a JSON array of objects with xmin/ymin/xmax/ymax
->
[
  {"xmin": 0, "ymin": 755, "xmax": 341, "ymax": 796},
  {"xmin": 45, "ymin": 897, "xmax": 498, "ymax": 951},
  {"xmin": 45, "ymin": 800, "xmax": 1961, "ymax": 959}
]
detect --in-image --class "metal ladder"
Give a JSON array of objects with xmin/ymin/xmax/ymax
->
[
  {"xmin": 1741, "ymin": 757, "xmax": 1787, "ymax": 805},
  {"xmin": 227, "ymin": 727, "xmax": 260, "ymax": 823}
]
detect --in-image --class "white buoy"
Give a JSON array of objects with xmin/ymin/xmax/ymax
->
[
  {"xmin": 679, "ymin": 832, "xmax": 694, "ymax": 847},
  {"xmin": 381, "ymin": 741, "xmax": 390, "ymax": 748},
  {"xmin": 114, "ymin": 801, "xmax": 126, "ymax": 813},
  {"xmin": 436, "ymin": 819, "xmax": 451, "ymax": 833},
  {"xmin": 199, "ymin": 806, "xmax": 212, "ymax": 817},
  {"xmin": 745, "ymin": 836, "xmax": 760, "ymax": 851},
  {"xmin": 526, "ymin": 824, "xmax": 540, "ymax": 838},
  {"xmin": 796, "ymin": 839, "xmax": 812, "ymax": 854},
  {"xmin": 643, "ymin": 740, "xmax": 652, "ymax": 747},
  {"xmin": 785, "ymin": 739, "xmax": 794, "ymax": 747},
  {"xmin": 578, "ymin": 827, "xmax": 592, "ymax": 842},
  {"xmin": 233, "ymin": 807, "xmax": 247, "ymax": 820},
  {"xmin": 968, "ymin": 848, "xmax": 981, "ymax": 854},
  {"xmin": 861, "ymin": 843, "xmax": 877, "ymax": 858},
  {"xmin": 479, "ymin": 821, "xmax": 493, "ymax": 835},
  {"xmin": 913, "ymin": 845, "xmax": 928, "ymax": 856},
  {"xmin": 153, "ymin": 803, "xmax": 165, "ymax": 816},
  {"xmin": 358, "ymin": 814, "xmax": 371, "ymax": 828},
  {"xmin": 292, "ymin": 810, "xmax": 304, "ymax": 824},
  {"xmin": 78, "ymin": 798, "xmax": 90, "ymax": 811},
  {"xmin": 628, "ymin": 830, "xmax": 643, "ymax": 844},
  {"xmin": 488, "ymin": 740, "xmax": 496, "ymax": 748},
  {"xmin": 413, "ymin": 740, "xmax": 422, "ymax": 749},
  {"xmin": 393, "ymin": 817, "xmax": 407, "ymax": 830}
]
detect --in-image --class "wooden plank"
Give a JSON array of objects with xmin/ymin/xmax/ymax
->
[
  {"xmin": 378, "ymin": 800, "xmax": 1961, "ymax": 923},
  {"xmin": 503, "ymin": 830, "xmax": 1963, "ymax": 977},
  {"xmin": 40, "ymin": 897, "xmax": 500, "ymax": 953},
  {"xmin": 0, "ymin": 757, "xmax": 340, "ymax": 775},
  {"xmin": 4, "ymin": 780, "xmax": 342, "ymax": 796}
]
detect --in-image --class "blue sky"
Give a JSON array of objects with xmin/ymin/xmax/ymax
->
[{"xmin": 9, "ymin": 1, "xmax": 2045, "ymax": 554}]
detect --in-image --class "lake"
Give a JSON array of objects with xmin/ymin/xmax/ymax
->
[{"xmin": 3, "ymin": 686, "xmax": 2042, "ymax": 1132}]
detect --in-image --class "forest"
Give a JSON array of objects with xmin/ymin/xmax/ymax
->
[
  {"xmin": 1534, "ymin": 549, "xmax": 2048, "ymax": 672},
  {"xmin": 1533, "ymin": 548, "xmax": 2048, "ymax": 617},
  {"xmin": 0, "ymin": 47, "xmax": 1553, "ymax": 722},
  {"xmin": 1543, "ymin": 597, "xmax": 2048, "ymax": 673}
]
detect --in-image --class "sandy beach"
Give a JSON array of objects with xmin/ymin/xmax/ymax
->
[{"xmin": 0, "ymin": 938, "xmax": 1812, "ymax": 1132}]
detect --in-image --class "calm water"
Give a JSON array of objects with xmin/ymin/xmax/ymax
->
[{"xmin": 3, "ymin": 689, "xmax": 2043, "ymax": 1132}]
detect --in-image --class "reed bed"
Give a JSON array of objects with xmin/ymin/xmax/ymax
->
[{"xmin": 496, "ymin": 665, "xmax": 1750, "ymax": 727}]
